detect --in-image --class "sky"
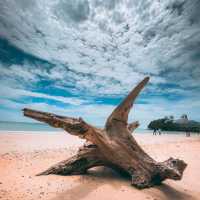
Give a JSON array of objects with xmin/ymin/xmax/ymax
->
[{"xmin": 0, "ymin": 0, "xmax": 200, "ymax": 128}]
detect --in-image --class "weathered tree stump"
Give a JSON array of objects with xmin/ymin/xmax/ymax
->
[{"xmin": 23, "ymin": 77, "xmax": 187, "ymax": 189}]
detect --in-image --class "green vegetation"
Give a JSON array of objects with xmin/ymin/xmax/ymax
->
[{"xmin": 148, "ymin": 115, "xmax": 200, "ymax": 133}]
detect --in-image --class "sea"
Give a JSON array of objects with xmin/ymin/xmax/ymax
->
[
  {"xmin": 0, "ymin": 121, "xmax": 191, "ymax": 135},
  {"xmin": 0, "ymin": 121, "xmax": 153, "ymax": 133},
  {"xmin": 0, "ymin": 121, "xmax": 61, "ymax": 132}
]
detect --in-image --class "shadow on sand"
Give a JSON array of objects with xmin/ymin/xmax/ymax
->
[
  {"xmin": 50, "ymin": 167, "xmax": 129, "ymax": 200},
  {"xmin": 50, "ymin": 167, "xmax": 196, "ymax": 200},
  {"xmin": 145, "ymin": 183, "xmax": 196, "ymax": 200}
]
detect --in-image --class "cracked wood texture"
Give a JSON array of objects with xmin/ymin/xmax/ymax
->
[{"xmin": 23, "ymin": 77, "xmax": 187, "ymax": 189}]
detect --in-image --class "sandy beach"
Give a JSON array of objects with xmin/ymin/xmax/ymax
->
[{"xmin": 0, "ymin": 132, "xmax": 200, "ymax": 200}]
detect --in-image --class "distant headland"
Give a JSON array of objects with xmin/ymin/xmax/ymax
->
[{"xmin": 148, "ymin": 114, "xmax": 200, "ymax": 133}]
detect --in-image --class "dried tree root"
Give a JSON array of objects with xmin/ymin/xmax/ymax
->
[{"xmin": 23, "ymin": 77, "xmax": 187, "ymax": 189}]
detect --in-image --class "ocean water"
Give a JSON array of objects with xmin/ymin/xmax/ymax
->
[
  {"xmin": 0, "ymin": 121, "xmax": 62, "ymax": 132},
  {"xmin": 0, "ymin": 121, "xmax": 188, "ymax": 134},
  {"xmin": 0, "ymin": 121, "xmax": 152, "ymax": 133}
]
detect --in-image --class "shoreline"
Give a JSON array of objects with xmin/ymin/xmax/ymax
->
[{"xmin": 0, "ymin": 129, "xmax": 199, "ymax": 134}]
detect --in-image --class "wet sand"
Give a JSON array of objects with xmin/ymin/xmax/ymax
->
[{"xmin": 0, "ymin": 132, "xmax": 200, "ymax": 200}]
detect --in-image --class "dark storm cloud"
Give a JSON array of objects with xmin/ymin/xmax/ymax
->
[{"xmin": 166, "ymin": 0, "xmax": 185, "ymax": 16}]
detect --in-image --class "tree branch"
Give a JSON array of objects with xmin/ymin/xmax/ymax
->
[
  {"xmin": 128, "ymin": 121, "xmax": 139, "ymax": 132},
  {"xmin": 23, "ymin": 108, "xmax": 96, "ymax": 140},
  {"xmin": 106, "ymin": 77, "xmax": 149, "ymax": 128},
  {"xmin": 37, "ymin": 144, "xmax": 104, "ymax": 176}
]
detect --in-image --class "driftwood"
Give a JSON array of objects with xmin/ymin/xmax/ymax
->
[{"xmin": 23, "ymin": 77, "xmax": 187, "ymax": 189}]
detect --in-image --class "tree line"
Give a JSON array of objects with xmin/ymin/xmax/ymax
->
[{"xmin": 148, "ymin": 115, "xmax": 200, "ymax": 133}]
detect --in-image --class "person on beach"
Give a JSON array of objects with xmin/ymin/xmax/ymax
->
[
  {"xmin": 186, "ymin": 130, "xmax": 190, "ymax": 137},
  {"xmin": 153, "ymin": 128, "xmax": 157, "ymax": 135},
  {"xmin": 153, "ymin": 128, "xmax": 162, "ymax": 135}
]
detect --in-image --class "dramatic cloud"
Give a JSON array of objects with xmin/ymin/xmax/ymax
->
[{"xmin": 0, "ymin": 0, "xmax": 199, "ymax": 126}]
